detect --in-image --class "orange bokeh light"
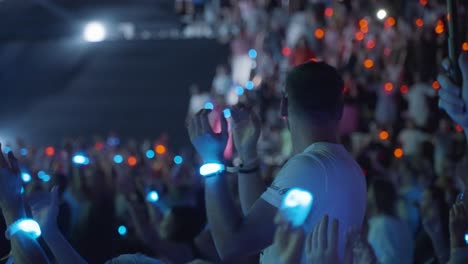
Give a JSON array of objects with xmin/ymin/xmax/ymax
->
[
  {"xmin": 400, "ymin": 85, "xmax": 409, "ymax": 94},
  {"xmin": 394, "ymin": 148, "xmax": 404, "ymax": 159},
  {"xmin": 432, "ymin": 81, "xmax": 440, "ymax": 90},
  {"xmin": 463, "ymin": 42, "xmax": 468, "ymax": 51},
  {"xmin": 364, "ymin": 59, "xmax": 374, "ymax": 69},
  {"xmin": 315, "ymin": 28, "xmax": 325, "ymax": 39},
  {"xmin": 415, "ymin": 18, "xmax": 424, "ymax": 28},
  {"xmin": 384, "ymin": 82, "xmax": 394, "ymax": 92},
  {"xmin": 435, "ymin": 20, "xmax": 444, "ymax": 34},
  {"xmin": 361, "ymin": 26, "xmax": 369, "ymax": 34},
  {"xmin": 419, "ymin": 0, "xmax": 427, "ymax": 6},
  {"xmin": 45, "ymin": 146, "xmax": 55, "ymax": 157},
  {"xmin": 128, "ymin": 156, "xmax": 137, "ymax": 166},
  {"xmin": 366, "ymin": 40, "xmax": 376, "ymax": 49},
  {"xmin": 379, "ymin": 130, "xmax": 389, "ymax": 141},
  {"xmin": 456, "ymin": 124, "xmax": 464, "ymax": 133},
  {"xmin": 355, "ymin": 31, "xmax": 364, "ymax": 41},
  {"xmin": 359, "ymin": 19, "xmax": 368, "ymax": 28},
  {"xmin": 155, "ymin": 145, "xmax": 166, "ymax": 155},
  {"xmin": 324, "ymin": 7, "xmax": 334, "ymax": 17},
  {"xmin": 385, "ymin": 17, "xmax": 396, "ymax": 28}
]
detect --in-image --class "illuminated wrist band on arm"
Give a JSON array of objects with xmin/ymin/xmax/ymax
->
[
  {"xmin": 5, "ymin": 218, "xmax": 41, "ymax": 240},
  {"xmin": 200, "ymin": 163, "xmax": 225, "ymax": 177}
]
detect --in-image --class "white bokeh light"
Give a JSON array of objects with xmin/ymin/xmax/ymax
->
[
  {"xmin": 83, "ymin": 22, "xmax": 107, "ymax": 42},
  {"xmin": 376, "ymin": 9, "xmax": 387, "ymax": 20}
]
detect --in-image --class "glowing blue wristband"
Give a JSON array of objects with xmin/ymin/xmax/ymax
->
[
  {"xmin": 200, "ymin": 163, "xmax": 225, "ymax": 177},
  {"xmin": 5, "ymin": 218, "xmax": 41, "ymax": 240}
]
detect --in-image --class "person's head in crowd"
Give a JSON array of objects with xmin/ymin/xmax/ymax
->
[
  {"xmin": 283, "ymin": 61, "xmax": 344, "ymax": 151},
  {"xmin": 368, "ymin": 179, "xmax": 398, "ymax": 217},
  {"xmin": 105, "ymin": 253, "xmax": 165, "ymax": 264},
  {"xmin": 158, "ymin": 206, "xmax": 205, "ymax": 243}
]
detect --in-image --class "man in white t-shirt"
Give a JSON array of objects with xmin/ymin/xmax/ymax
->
[{"xmin": 187, "ymin": 61, "xmax": 367, "ymax": 263}]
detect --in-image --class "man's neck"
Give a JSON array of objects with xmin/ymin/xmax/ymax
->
[{"xmin": 290, "ymin": 124, "xmax": 339, "ymax": 155}]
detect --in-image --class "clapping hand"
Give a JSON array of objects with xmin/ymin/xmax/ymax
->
[
  {"xmin": 229, "ymin": 105, "xmax": 261, "ymax": 163},
  {"xmin": 29, "ymin": 187, "xmax": 60, "ymax": 235},
  {"xmin": 0, "ymin": 143, "xmax": 23, "ymax": 211},
  {"xmin": 344, "ymin": 228, "xmax": 377, "ymax": 264},
  {"xmin": 274, "ymin": 212, "xmax": 306, "ymax": 264},
  {"xmin": 305, "ymin": 215, "xmax": 339, "ymax": 264}
]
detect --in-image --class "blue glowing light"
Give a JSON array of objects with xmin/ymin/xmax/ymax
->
[
  {"xmin": 146, "ymin": 150, "xmax": 155, "ymax": 159},
  {"xmin": 281, "ymin": 188, "xmax": 314, "ymax": 227},
  {"xmin": 21, "ymin": 172, "xmax": 32, "ymax": 183},
  {"xmin": 72, "ymin": 154, "xmax": 89, "ymax": 165},
  {"xmin": 38, "ymin": 171, "xmax": 46, "ymax": 178},
  {"xmin": 204, "ymin": 102, "xmax": 214, "ymax": 110},
  {"xmin": 20, "ymin": 148, "xmax": 28, "ymax": 156},
  {"xmin": 113, "ymin": 155, "xmax": 124, "ymax": 164},
  {"xmin": 199, "ymin": 163, "xmax": 225, "ymax": 176},
  {"xmin": 37, "ymin": 171, "xmax": 50, "ymax": 182},
  {"xmin": 248, "ymin": 49, "xmax": 258, "ymax": 59},
  {"xmin": 246, "ymin": 81, "xmax": 254, "ymax": 90},
  {"xmin": 9, "ymin": 219, "xmax": 41, "ymax": 239},
  {"xmin": 173, "ymin": 155, "xmax": 183, "ymax": 165},
  {"xmin": 118, "ymin": 225, "xmax": 127, "ymax": 236},
  {"xmin": 21, "ymin": 187, "xmax": 25, "ymax": 194},
  {"xmin": 235, "ymin": 86, "xmax": 245, "ymax": 95},
  {"xmin": 284, "ymin": 189, "xmax": 313, "ymax": 208},
  {"xmin": 3, "ymin": 146, "xmax": 11, "ymax": 154},
  {"xmin": 465, "ymin": 234, "xmax": 468, "ymax": 245},
  {"xmin": 223, "ymin": 109, "xmax": 231, "ymax": 118},
  {"xmin": 146, "ymin": 190, "xmax": 159, "ymax": 203},
  {"xmin": 107, "ymin": 137, "xmax": 120, "ymax": 146}
]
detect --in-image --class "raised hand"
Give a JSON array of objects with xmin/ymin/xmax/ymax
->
[
  {"xmin": 229, "ymin": 105, "xmax": 261, "ymax": 163},
  {"xmin": 187, "ymin": 109, "xmax": 228, "ymax": 163},
  {"xmin": 30, "ymin": 187, "xmax": 60, "ymax": 235},
  {"xmin": 274, "ymin": 212, "xmax": 306, "ymax": 264},
  {"xmin": 449, "ymin": 199, "xmax": 468, "ymax": 249},
  {"xmin": 306, "ymin": 215, "xmax": 339, "ymax": 264},
  {"xmin": 438, "ymin": 53, "xmax": 468, "ymax": 131},
  {"xmin": 0, "ymin": 143, "xmax": 23, "ymax": 210},
  {"xmin": 344, "ymin": 228, "xmax": 377, "ymax": 264}
]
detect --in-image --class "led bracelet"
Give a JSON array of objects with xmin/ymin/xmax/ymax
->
[{"xmin": 5, "ymin": 219, "xmax": 41, "ymax": 240}]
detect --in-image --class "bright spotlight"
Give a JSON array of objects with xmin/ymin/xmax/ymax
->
[
  {"xmin": 376, "ymin": 9, "xmax": 387, "ymax": 20},
  {"xmin": 83, "ymin": 22, "xmax": 107, "ymax": 42}
]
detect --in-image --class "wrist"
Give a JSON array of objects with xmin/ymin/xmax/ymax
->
[
  {"xmin": 1, "ymin": 199, "xmax": 27, "ymax": 225},
  {"xmin": 42, "ymin": 226, "xmax": 61, "ymax": 241}
]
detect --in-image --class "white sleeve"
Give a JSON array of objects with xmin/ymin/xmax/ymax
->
[{"xmin": 260, "ymin": 154, "xmax": 325, "ymax": 208}]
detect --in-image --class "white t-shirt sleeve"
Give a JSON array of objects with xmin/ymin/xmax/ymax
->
[{"xmin": 261, "ymin": 154, "xmax": 325, "ymax": 208}]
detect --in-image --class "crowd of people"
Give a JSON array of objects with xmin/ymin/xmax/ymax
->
[{"xmin": 1, "ymin": 0, "xmax": 468, "ymax": 263}]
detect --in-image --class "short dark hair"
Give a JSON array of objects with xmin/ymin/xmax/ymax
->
[
  {"xmin": 285, "ymin": 61, "xmax": 344, "ymax": 122},
  {"xmin": 371, "ymin": 179, "xmax": 397, "ymax": 216}
]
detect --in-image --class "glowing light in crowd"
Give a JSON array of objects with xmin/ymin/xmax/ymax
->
[
  {"xmin": 282, "ymin": 47, "xmax": 291, "ymax": 57},
  {"xmin": 376, "ymin": 9, "xmax": 387, "ymax": 20},
  {"xmin": 246, "ymin": 81, "xmax": 254, "ymax": 90},
  {"xmin": 463, "ymin": 42, "xmax": 468, "ymax": 51},
  {"xmin": 435, "ymin": 20, "xmax": 444, "ymax": 35},
  {"xmin": 415, "ymin": 18, "xmax": 424, "ymax": 28},
  {"xmin": 45, "ymin": 146, "xmax": 55, "ymax": 157},
  {"xmin": 146, "ymin": 149, "xmax": 155, "ymax": 159},
  {"xmin": 400, "ymin": 85, "xmax": 409, "ymax": 94},
  {"xmin": 113, "ymin": 155, "xmax": 124, "ymax": 164},
  {"xmin": 432, "ymin": 81, "xmax": 440, "ymax": 90},
  {"xmin": 21, "ymin": 187, "xmax": 25, "ymax": 194},
  {"xmin": 2, "ymin": 146, "xmax": 11, "ymax": 154},
  {"xmin": 235, "ymin": 86, "xmax": 245, "ymax": 95},
  {"xmin": 37, "ymin": 171, "xmax": 50, "ymax": 182},
  {"xmin": 360, "ymin": 26, "xmax": 369, "ymax": 34},
  {"xmin": 419, "ymin": 0, "xmax": 428, "ymax": 6},
  {"xmin": 107, "ymin": 137, "xmax": 120, "ymax": 146},
  {"xmin": 385, "ymin": 17, "xmax": 396, "ymax": 28},
  {"xmin": 21, "ymin": 172, "xmax": 32, "ymax": 183},
  {"xmin": 394, "ymin": 148, "xmax": 404, "ymax": 159},
  {"xmin": 72, "ymin": 154, "xmax": 89, "ymax": 165},
  {"xmin": 127, "ymin": 156, "xmax": 137, "ymax": 166},
  {"xmin": 379, "ymin": 130, "xmax": 389, "ymax": 141},
  {"xmin": 324, "ymin": 7, "xmax": 334, "ymax": 17},
  {"xmin": 384, "ymin": 82, "xmax": 394, "ymax": 92},
  {"xmin": 83, "ymin": 22, "xmax": 107, "ymax": 42},
  {"xmin": 366, "ymin": 40, "xmax": 376, "ymax": 49},
  {"xmin": 359, "ymin": 19, "xmax": 368, "ymax": 28},
  {"xmin": 7, "ymin": 219, "xmax": 41, "ymax": 239},
  {"xmin": 465, "ymin": 233, "xmax": 468, "ymax": 244},
  {"xmin": 146, "ymin": 190, "xmax": 159, "ymax": 203},
  {"xmin": 355, "ymin": 31, "xmax": 364, "ymax": 41},
  {"xmin": 223, "ymin": 108, "xmax": 231, "ymax": 118},
  {"xmin": 364, "ymin": 59, "xmax": 374, "ymax": 69},
  {"xmin": 281, "ymin": 188, "xmax": 313, "ymax": 227},
  {"xmin": 155, "ymin": 145, "xmax": 166, "ymax": 155},
  {"xmin": 118, "ymin": 225, "xmax": 127, "ymax": 236},
  {"xmin": 456, "ymin": 124, "xmax": 464, "ymax": 133},
  {"xmin": 314, "ymin": 28, "xmax": 325, "ymax": 39},
  {"xmin": 200, "ymin": 163, "xmax": 225, "ymax": 176},
  {"xmin": 94, "ymin": 142, "xmax": 104, "ymax": 150},
  {"xmin": 248, "ymin": 49, "xmax": 257, "ymax": 59},
  {"xmin": 204, "ymin": 102, "xmax": 214, "ymax": 110},
  {"xmin": 20, "ymin": 148, "xmax": 28, "ymax": 156},
  {"xmin": 174, "ymin": 155, "xmax": 183, "ymax": 164}
]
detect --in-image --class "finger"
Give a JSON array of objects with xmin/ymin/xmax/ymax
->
[
  {"xmin": 438, "ymin": 74, "xmax": 461, "ymax": 97},
  {"xmin": 220, "ymin": 115, "xmax": 229, "ymax": 140},
  {"xmin": 329, "ymin": 218, "xmax": 339, "ymax": 251},
  {"xmin": 274, "ymin": 224, "xmax": 288, "ymax": 249},
  {"xmin": 318, "ymin": 215, "xmax": 329, "ymax": 249},
  {"xmin": 438, "ymin": 89, "xmax": 464, "ymax": 108},
  {"xmin": 312, "ymin": 219, "xmax": 320, "ymax": 250},
  {"xmin": 288, "ymin": 228, "xmax": 306, "ymax": 257},
  {"xmin": 200, "ymin": 109, "xmax": 213, "ymax": 135},
  {"xmin": 459, "ymin": 52, "xmax": 468, "ymax": 82},
  {"xmin": 7, "ymin": 152, "xmax": 20, "ymax": 175},
  {"xmin": 306, "ymin": 225, "xmax": 314, "ymax": 254},
  {"xmin": 439, "ymin": 98, "xmax": 464, "ymax": 115},
  {"xmin": 0, "ymin": 143, "xmax": 9, "ymax": 169},
  {"xmin": 188, "ymin": 117, "xmax": 197, "ymax": 141}
]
